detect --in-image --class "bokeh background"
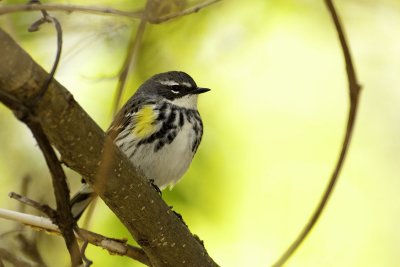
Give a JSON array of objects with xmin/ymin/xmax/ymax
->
[{"xmin": 1, "ymin": 0, "xmax": 400, "ymax": 266}]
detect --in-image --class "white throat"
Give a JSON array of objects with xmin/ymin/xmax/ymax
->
[{"xmin": 168, "ymin": 94, "xmax": 198, "ymax": 109}]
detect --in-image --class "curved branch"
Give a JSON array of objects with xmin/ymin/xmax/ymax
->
[
  {"xmin": 273, "ymin": 1, "xmax": 362, "ymax": 266},
  {"xmin": 27, "ymin": 6, "xmax": 63, "ymax": 105}
]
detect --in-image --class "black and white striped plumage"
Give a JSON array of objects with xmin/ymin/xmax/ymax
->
[{"xmin": 70, "ymin": 71, "xmax": 209, "ymax": 220}]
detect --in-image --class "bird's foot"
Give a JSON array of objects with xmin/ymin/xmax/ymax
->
[{"xmin": 149, "ymin": 179, "xmax": 162, "ymax": 195}]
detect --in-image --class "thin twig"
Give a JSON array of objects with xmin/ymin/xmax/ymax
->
[
  {"xmin": 0, "ymin": 208, "xmax": 150, "ymax": 266},
  {"xmin": 30, "ymin": 16, "xmax": 62, "ymax": 102},
  {"xmin": 15, "ymin": 176, "xmax": 47, "ymax": 266},
  {"xmin": 148, "ymin": 0, "xmax": 221, "ymax": 24},
  {"xmin": 0, "ymin": 1, "xmax": 220, "ymax": 24},
  {"xmin": 80, "ymin": 241, "xmax": 93, "ymax": 267},
  {"xmin": 17, "ymin": 175, "xmax": 31, "ymax": 213},
  {"xmin": 112, "ymin": 0, "xmax": 150, "ymax": 116},
  {"xmin": 9, "ymin": 192, "xmax": 56, "ymax": 219},
  {"xmin": 0, "ymin": 208, "xmax": 58, "ymax": 232},
  {"xmin": 26, "ymin": 1, "xmax": 63, "ymax": 106},
  {"xmin": 272, "ymin": 1, "xmax": 361, "ymax": 266},
  {"xmin": 77, "ymin": 229, "xmax": 150, "ymax": 266},
  {"xmin": 0, "ymin": 3, "xmax": 142, "ymax": 19}
]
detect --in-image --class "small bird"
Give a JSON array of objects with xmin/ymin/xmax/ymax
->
[{"xmin": 70, "ymin": 71, "xmax": 210, "ymax": 219}]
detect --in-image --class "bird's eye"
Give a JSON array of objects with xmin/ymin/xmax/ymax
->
[{"xmin": 170, "ymin": 85, "xmax": 181, "ymax": 94}]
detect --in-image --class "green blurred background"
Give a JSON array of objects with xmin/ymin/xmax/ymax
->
[{"xmin": 1, "ymin": 0, "xmax": 400, "ymax": 266}]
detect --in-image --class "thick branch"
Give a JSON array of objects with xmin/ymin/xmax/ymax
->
[{"xmin": 0, "ymin": 28, "xmax": 217, "ymax": 267}]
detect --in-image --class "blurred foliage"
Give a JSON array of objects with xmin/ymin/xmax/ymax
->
[{"xmin": 1, "ymin": 0, "xmax": 400, "ymax": 266}]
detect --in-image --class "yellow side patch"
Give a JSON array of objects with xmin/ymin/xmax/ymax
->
[{"xmin": 132, "ymin": 105, "xmax": 157, "ymax": 138}]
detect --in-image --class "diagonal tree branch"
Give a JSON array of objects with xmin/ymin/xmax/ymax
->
[
  {"xmin": 272, "ymin": 1, "xmax": 362, "ymax": 266},
  {"xmin": 0, "ymin": 28, "xmax": 217, "ymax": 267}
]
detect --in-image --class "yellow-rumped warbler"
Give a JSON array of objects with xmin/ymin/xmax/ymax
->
[{"xmin": 70, "ymin": 71, "xmax": 210, "ymax": 219}]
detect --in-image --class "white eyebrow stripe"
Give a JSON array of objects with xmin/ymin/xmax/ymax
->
[
  {"xmin": 158, "ymin": 80, "xmax": 180, "ymax": 86},
  {"xmin": 157, "ymin": 80, "xmax": 193, "ymax": 88},
  {"xmin": 181, "ymin": 82, "xmax": 192, "ymax": 87}
]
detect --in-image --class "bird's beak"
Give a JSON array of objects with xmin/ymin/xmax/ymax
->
[{"xmin": 192, "ymin": 87, "xmax": 211, "ymax": 94}]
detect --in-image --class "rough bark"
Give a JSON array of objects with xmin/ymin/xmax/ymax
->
[{"xmin": 0, "ymin": 28, "xmax": 218, "ymax": 267}]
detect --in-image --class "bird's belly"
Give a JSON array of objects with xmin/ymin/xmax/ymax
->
[{"xmin": 131, "ymin": 124, "xmax": 197, "ymax": 189}]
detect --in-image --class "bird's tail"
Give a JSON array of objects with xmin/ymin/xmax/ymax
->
[{"xmin": 70, "ymin": 182, "xmax": 96, "ymax": 221}]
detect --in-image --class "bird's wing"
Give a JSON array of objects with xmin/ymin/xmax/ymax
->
[{"xmin": 106, "ymin": 98, "xmax": 159, "ymax": 142}]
